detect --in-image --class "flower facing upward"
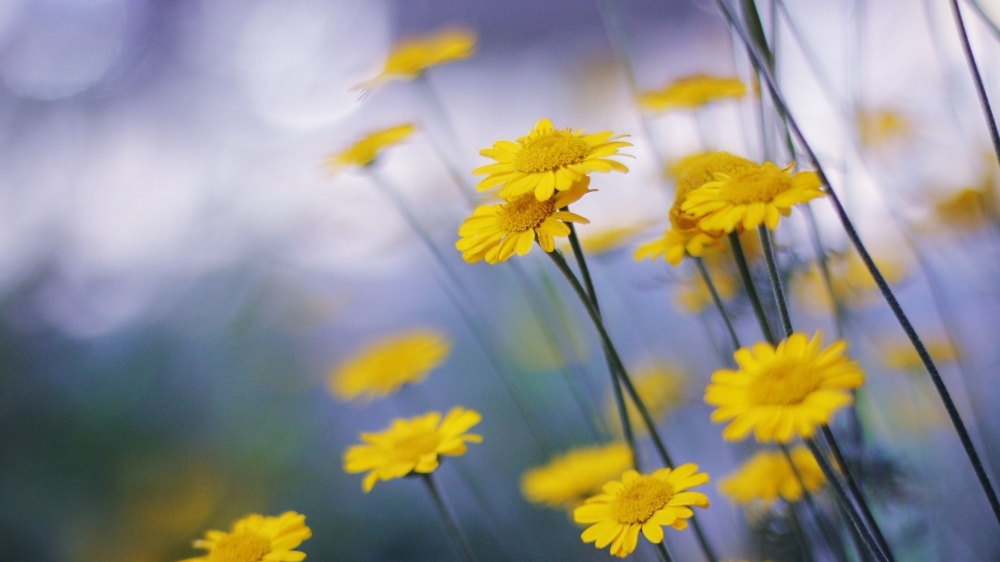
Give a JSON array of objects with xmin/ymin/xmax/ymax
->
[
  {"xmin": 329, "ymin": 330, "xmax": 450, "ymax": 401},
  {"xmin": 343, "ymin": 407, "xmax": 482, "ymax": 492},
  {"xmin": 473, "ymin": 119, "xmax": 631, "ymax": 201},
  {"xmin": 326, "ymin": 124, "xmax": 415, "ymax": 171},
  {"xmin": 682, "ymin": 162, "xmax": 824, "ymax": 233},
  {"xmin": 521, "ymin": 443, "xmax": 633, "ymax": 510},
  {"xmin": 456, "ymin": 178, "xmax": 592, "ymax": 264},
  {"xmin": 640, "ymin": 75, "xmax": 747, "ymax": 111},
  {"xmin": 574, "ymin": 465, "xmax": 710, "ymax": 558},
  {"xmin": 719, "ymin": 446, "xmax": 826, "ymax": 506},
  {"xmin": 180, "ymin": 512, "xmax": 311, "ymax": 562},
  {"xmin": 361, "ymin": 29, "xmax": 476, "ymax": 87},
  {"xmin": 705, "ymin": 331, "xmax": 865, "ymax": 443}
]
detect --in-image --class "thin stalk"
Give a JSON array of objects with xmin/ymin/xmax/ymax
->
[
  {"xmin": 710, "ymin": 0, "xmax": 1000, "ymax": 528},
  {"xmin": 802, "ymin": 204, "xmax": 847, "ymax": 340},
  {"xmin": 758, "ymin": 225, "xmax": 793, "ymax": 338},
  {"xmin": 694, "ymin": 256, "xmax": 742, "ymax": 349},
  {"xmin": 567, "ymin": 221, "xmax": 600, "ymax": 313},
  {"xmin": 728, "ymin": 231, "xmax": 777, "ymax": 344},
  {"xmin": 947, "ymin": 0, "xmax": 1000, "ymax": 167},
  {"xmin": 779, "ymin": 444, "xmax": 853, "ymax": 561},
  {"xmin": 787, "ymin": 503, "xmax": 818, "ymax": 562},
  {"xmin": 422, "ymin": 473, "xmax": 477, "ymax": 562},
  {"xmin": 412, "ymin": 75, "xmax": 478, "ymax": 206},
  {"xmin": 654, "ymin": 541, "xmax": 675, "ymax": 562},
  {"xmin": 966, "ymin": 0, "xmax": 1000, "ymax": 42}
]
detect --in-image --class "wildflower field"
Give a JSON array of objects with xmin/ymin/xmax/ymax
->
[{"xmin": 3, "ymin": 0, "xmax": 1000, "ymax": 561}]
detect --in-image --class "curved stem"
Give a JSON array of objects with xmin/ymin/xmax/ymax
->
[
  {"xmin": 948, "ymin": 0, "xmax": 1000, "ymax": 167},
  {"xmin": 694, "ymin": 256, "xmax": 742, "ymax": 350},
  {"xmin": 729, "ymin": 231, "xmax": 776, "ymax": 344},
  {"xmin": 422, "ymin": 473, "xmax": 477, "ymax": 562}
]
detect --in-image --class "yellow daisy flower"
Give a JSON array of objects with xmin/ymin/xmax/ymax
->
[
  {"xmin": 456, "ymin": 178, "xmax": 592, "ymax": 264},
  {"xmin": 343, "ymin": 407, "xmax": 482, "ymax": 492},
  {"xmin": 791, "ymin": 251, "xmax": 907, "ymax": 312},
  {"xmin": 719, "ymin": 446, "xmax": 826, "ymax": 506},
  {"xmin": 607, "ymin": 363, "xmax": 688, "ymax": 432},
  {"xmin": 704, "ymin": 331, "xmax": 865, "ymax": 443},
  {"xmin": 473, "ymin": 118, "xmax": 631, "ymax": 201},
  {"xmin": 640, "ymin": 74, "xmax": 747, "ymax": 111},
  {"xmin": 362, "ymin": 28, "xmax": 476, "ymax": 87},
  {"xmin": 180, "ymin": 512, "xmax": 311, "ymax": 562},
  {"xmin": 882, "ymin": 338, "xmax": 959, "ymax": 371},
  {"xmin": 329, "ymin": 329, "xmax": 451, "ymax": 401},
  {"xmin": 634, "ymin": 224, "xmax": 723, "ymax": 266},
  {"xmin": 682, "ymin": 162, "xmax": 824, "ymax": 233},
  {"xmin": 574, "ymin": 465, "xmax": 711, "ymax": 558},
  {"xmin": 521, "ymin": 443, "xmax": 634, "ymax": 510},
  {"xmin": 325, "ymin": 124, "xmax": 415, "ymax": 171}
]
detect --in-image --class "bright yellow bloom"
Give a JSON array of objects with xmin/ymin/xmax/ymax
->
[
  {"xmin": 882, "ymin": 338, "xmax": 959, "ymax": 371},
  {"xmin": 705, "ymin": 332, "xmax": 865, "ymax": 443},
  {"xmin": 473, "ymin": 118, "xmax": 631, "ymax": 201},
  {"xmin": 682, "ymin": 162, "xmax": 824, "ymax": 233},
  {"xmin": 329, "ymin": 329, "xmax": 450, "ymax": 401},
  {"xmin": 608, "ymin": 364, "xmax": 688, "ymax": 432},
  {"xmin": 791, "ymin": 251, "xmax": 907, "ymax": 312},
  {"xmin": 574, "ymin": 465, "xmax": 710, "ymax": 558},
  {"xmin": 179, "ymin": 512, "xmax": 311, "ymax": 562},
  {"xmin": 325, "ymin": 124, "xmax": 415, "ymax": 171},
  {"xmin": 634, "ymin": 225, "xmax": 722, "ymax": 266},
  {"xmin": 640, "ymin": 75, "xmax": 747, "ymax": 111},
  {"xmin": 343, "ymin": 407, "xmax": 482, "ymax": 492},
  {"xmin": 719, "ymin": 446, "xmax": 826, "ymax": 506},
  {"xmin": 362, "ymin": 29, "xmax": 476, "ymax": 87},
  {"xmin": 456, "ymin": 178, "xmax": 592, "ymax": 264},
  {"xmin": 521, "ymin": 443, "xmax": 633, "ymax": 510}
]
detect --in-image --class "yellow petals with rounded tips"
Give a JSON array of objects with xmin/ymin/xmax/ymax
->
[{"xmin": 179, "ymin": 512, "xmax": 311, "ymax": 562}]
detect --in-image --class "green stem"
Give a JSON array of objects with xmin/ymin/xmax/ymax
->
[
  {"xmin": 654, "ymin": 540, "xmax": 675, "ymax": 562},
  {"xmin": 694, "ymin": 256, "xmax": 742, "ymax": 349},
  {"xmin": 947, "ymin": 0, "xmax": 1000, "ymax": 167},
  {"xmin": 411, "ymin": 74, "xmax": 478, "ymax": 207},
  {"xmin": 778, "ymin": 444, "xmax": 852, "ymax": 561},
  {"xmin": 728, "ymin": 231, "xmax": 776, "ymax": 344},
  {"xmin": 787, "ymin": 503, "xmax": 818, "ymax": 562},
  {"xmin": 757, "ymin": 225, "xmax": 793, "ymax": 338},
  {"xmin": 422, "ymin": 473, "xmax": 477, "ymax": 562}
]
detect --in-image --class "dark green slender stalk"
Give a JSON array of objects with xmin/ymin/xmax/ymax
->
[
  {"xmin": 787, "ymin": 503, "xmax": 818, "ymax": 562},
  {"xmin": 757, "ymin": 226, "xmax": 793, "ymax": 338},
  {"xmin": 422, "ymin": 473, "xmax": 477, "ymax": 562},
  {"xmin": 802, "ymin": 205, "xmax": 847, "ymax": 339},
  {"xmin": 710, "ymin": 0, "xmax": 1000, "ymax": 528},
  {"xmin": 411, "ymin": 75, "xmax": 478, "ymax": 207},
  {"xmin": 779, "ymin": 444, "xmax": 852, "ymax": 561},
  {"xmin": 947, "ymin": 0, "xmax": 1000, "ymax": 167},
  {"xmin": 728, "ymin": 231, "xmax": 776, "ymax": 344},
  {"xmin": 694, "ymin": 256, "xmax": 742, "ymax": 350},
  {"xmin": 654, "ymin": 540, "xmax": 675, "ymax": 562}
]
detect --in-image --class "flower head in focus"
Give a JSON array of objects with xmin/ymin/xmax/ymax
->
[
  {"xmin": 343, "ymin": 407, "xmax": 482, "ymax": 492},
  {"xmin": 359, "ymin": 28, "xmax": 476, "ymax": 89},
  {"xmin": 329, "ymin": 329, "xmax": 450, "ymax": 401},
  {"xmin": 456, "ymin": 178, "xmax": 592, "ymax": 264},
  {"xmin": 179, "ymin": 512, "xmax": 311, "ymax": 562},
  {"xmin": 705, "ymin": 331, "xmax": 865, "ymax": 443},
  {"xmin": 719, "ymin": 446, "xmax": 826, "ymax": 506},
  {"xmin": 682, "ymin": 161, "xmax": 824, "ymax": 233},
  {"xmin": 640, "ymin": 75, "xmax": 747, "ymax": 111},
  {"xmin": 325, "ymin": 124, "xmax": 415, "ymax": 171},
  {"xmin": 574, "ymin": 465, "xmax": 710, "ymax": 557},
  {"xmin": 473, "ymin": 119, "xmax": 630, "ymax": 201},
  {"xmin": 521, "ymin": 443, "xmax": 633, "ymax": 510}
]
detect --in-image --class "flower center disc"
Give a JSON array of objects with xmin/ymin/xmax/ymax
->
[
  {"xmin": 391, "ymin": 431, "xmax": 441, "ymax": 462},
  {"xmin": 514, "ymin": 130, "xmax": 589, "ymax": 173},
  {"xmin": 500, "ymin": 195, "xmax": 555, "ymax": 232},
  {"xmin": 747, "ymin": 358, "xmax": 821, "ymax": 405},
  {"xmin": 719, "ymin": 165, "xmax": 791, "ymax": 205},
  {"xmin": 211, "ymin": 532, "xmax": 271, "ymax": 562},
  {"xmin": 610, "ymin": 476, "xmax": 674, "ymax": 525}
]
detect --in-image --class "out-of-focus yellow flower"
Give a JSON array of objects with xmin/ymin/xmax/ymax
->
[
  {"xmin": 719, "ymin": 446, "xmax": 826, "ymax": 506},
  {"xmin": 791, "ymin": 251, "xmax": 907, "ymax": 312},
  {"xmin": 857, "ymin": 109, "xmax": 912, "ymax": 147},
  {"xmin": 705, "ymin": 331, "xmax": 865, "ymax": 443},
  {"xmin": 360, "ymin": 28, "xmax": 476, "ymax": 88},
  {"xmin": 640, "ymin": 75, "xmax": 747, "ymax": 111},
  {"xmin": 329, "ymin": 329, "xmax": 450, "ymax": 401},
  {"xmin": 675, "ymin": 262, "xmax": 738, "ymax": 314},
  {"xmin": 343, "ymin": 407, "xmax": 482, "ymax": 492},
  {"xmin": 882, "ymin": 338, "xmax": 959, "ymax": 371},
  {"xmin": 325, "ymin": 124, "xmax": 415, "ymax": 171},
  {"xmin": 607, "ymin": 363, "xmax": 688, "ymax": 432},
  {"xmin": 934, "ymin": 164, "xmax": 1000, "ymax": 231},
  {"xmin": 574, "ymin": 465, "xmax": 710, "ymax": 557},
  {"xmin": 575, "ymin": 223, "xmax": 650, "ymax": 255},
  {"xmin": 521, "ymin": 443, "xmax": 633, "ymax": 510},
  {"xmin": 180, "ymin": 512, "xmax": 311, "ymax": 562},
  {"xmin": 473, "ymin": 118, "xmax": 631, "ymax": 201}
]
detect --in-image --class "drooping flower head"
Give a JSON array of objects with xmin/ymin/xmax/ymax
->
[
  {"xmin": 456, "ymin": 178, "xmax": 592, "ymax": 264},
  {"xmin": 179, "ymin": 512, "xmax": 311, "ymax": 562},
  {"xmin": 574, "ymin": 465, "xmax": 710, "ymax": 558},
  {"xmin": 704, "ymin": 331, "xmax": 865, "ymax": 443},
  {"xmin": 473, "ymin": 119, "xmax": 631, "ymax": 201},
  {"xmin": 521, "ymin": 443, "xmax": 633, "ymax": 510},
  {"xmin": 325, "ymin": 124, "xmax": 415, "ymax": 171},
  {"xmin": 640, "ymin": 74, "xmax": 747, "ymax": 112},
  {"xmin": 719, "ymin": 446, "xmax": 826, "ymax": 506},
  {"xmin": 360, "ymin": 28, "xmax": 476, "ymax": 88},
  {"xmin": 329, "ymin": 329, "xmax": 450, "ymax": 401},
  {"xmin": 343, "ymin": 407, "xmax": 482, "ymax": 492},
  {"xmin": 682, "ymin": 161, "xmax": 824, "ymax": 233}
]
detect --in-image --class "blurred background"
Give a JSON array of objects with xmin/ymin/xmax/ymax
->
[{"xmin": 2, "ymin": 0, "xmax": 1000, "ymax": 560}]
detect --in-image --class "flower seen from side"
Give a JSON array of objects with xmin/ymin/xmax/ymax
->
[
  {"xmin": 325, "ymin": 124, "xmax": 415, "ymax": 171},
  {"xmin": 179, "ymin": 512, "xmax": 311, "ymax": 562},
  {"xmin": 640, "ymin": 74, "xmax": 747, "ymax": 111},
  {"xmin": 473, "ymin": 118, "xmax": 630, "ymax": 201},
  {"xmin": 329, "ymin": 329, "xmax": 450, "ymax": 401},
  {"xmin": 521, "ymin": 442, "xmax": 633, "ymax": 510},
  {"xmin": 719, "ymin": 446, "xmax": 826, "ymax": 506},
  {"xmin": 704, "ymin": 331, "xmax": 865, "ymax": 443},
  {"xmin": 343, "ymin": 407, "xmax": 482, "ymax": 492},
  {"xmin": 456, "ymin": 178, "xmax": 592, "ymax": 264},
  {"xmin": 574, "ymin": 465, "xmax": 710, "ymax": 558},
  {"xmin": 360, "ymin": 28, "xmax": 476, "ymax": 88},
  {"xmin": 682, "ymin": 161, "xmax": 824, "ymax": 233}
]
